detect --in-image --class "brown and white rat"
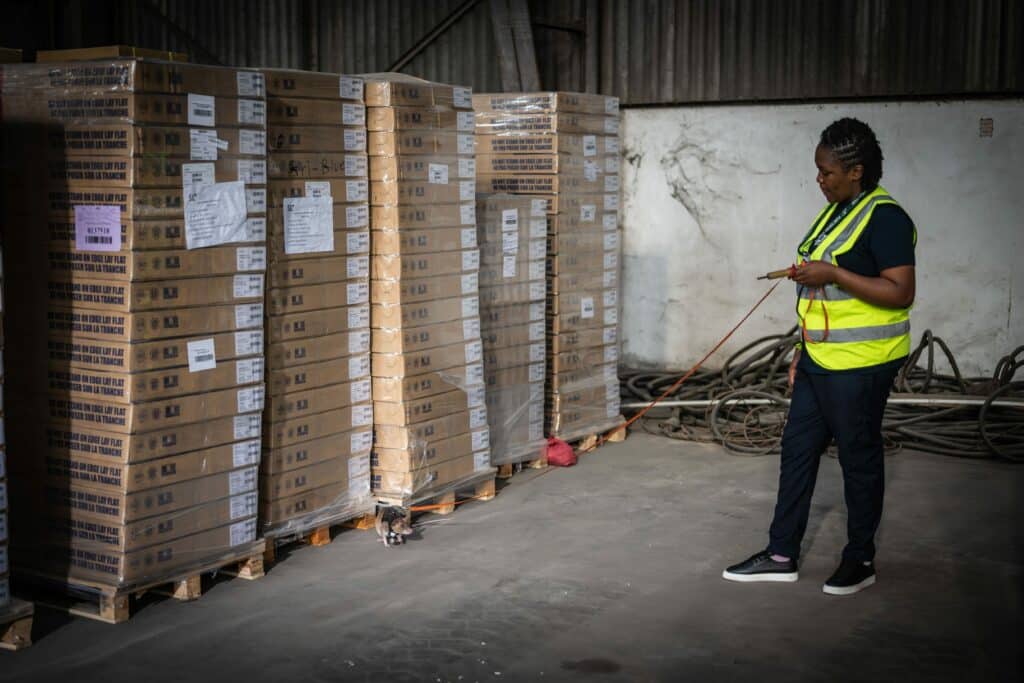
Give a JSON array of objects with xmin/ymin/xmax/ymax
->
[{"xmin": 374, "ymin": 506, "xmax": 413, "ymax": 547}]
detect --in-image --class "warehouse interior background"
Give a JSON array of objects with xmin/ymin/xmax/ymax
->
[{"xmin": 3, "ymin": 0, "xmax": 1021, "ymax": 372}]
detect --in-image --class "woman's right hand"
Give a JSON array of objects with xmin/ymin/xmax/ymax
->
[{"xmin": 788, "ymin": 347, "xmax": 801, "ymax": 391}]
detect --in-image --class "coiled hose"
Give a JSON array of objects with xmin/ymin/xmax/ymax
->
[{"xmin": 620, "ymin": 330, "xmax": 1024, "ymax": 462}]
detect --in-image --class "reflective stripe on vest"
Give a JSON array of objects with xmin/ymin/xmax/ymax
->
[{"xmin": 796, "ymin": 185, "xmax": 913, "ymax": 370}]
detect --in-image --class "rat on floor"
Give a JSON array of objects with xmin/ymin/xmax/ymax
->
[{"xmin": 374, "ymin": 505, "xmax": 413, "ymax": 547}]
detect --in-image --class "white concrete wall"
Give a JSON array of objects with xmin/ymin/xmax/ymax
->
[{"xmin": 620, "ymin": 100, "xmax": 1022, "ymax": 376}]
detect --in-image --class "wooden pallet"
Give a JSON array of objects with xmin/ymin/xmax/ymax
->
[
  {"xmin": 376, "ymin": 468, "xmax": 497, "ymax": 515},
  {"xmin": 0, "ymin": 598, "xmax": 34, "ymax": 651},
  {"xmin": 16, "ymin": 540, "xmax": 265, "ymax": 625},
  {"xmin": 262, "ymin": 508, "xmax": 376, "ymax": 564},
  {"xmin": 496, "ymin": 455, "xmax": 548, "ymax": 479},
  {"xmin": 557, "ymin": 417, "xmax": 629, "ymax": 455}
]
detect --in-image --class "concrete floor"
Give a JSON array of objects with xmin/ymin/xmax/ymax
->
[{"xmin": 2, "ymin": 432, "xmax": 1021, "ymax": 682}]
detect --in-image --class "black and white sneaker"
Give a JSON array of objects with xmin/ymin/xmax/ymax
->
[
  {"xmin": 823, "ymin": 559, "xmax": 876, "ymax": 595},
  {"xmin": 722, "ymin": 550, "xmax": 799, "ymax": 583}
]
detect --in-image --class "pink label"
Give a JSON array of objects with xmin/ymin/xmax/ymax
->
[{"xmin": 74, "ymin": 205, "xmax": 121, "ymax": 252}]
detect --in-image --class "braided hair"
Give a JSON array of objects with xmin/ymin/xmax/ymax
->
[{"xmin": 819, "ymin": 118, "xmax": 884, "ymax": 191}]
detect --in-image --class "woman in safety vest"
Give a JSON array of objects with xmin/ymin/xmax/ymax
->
[{"xmin": 723, "ymin": 118, "xmax": 917, "ymax": 595}]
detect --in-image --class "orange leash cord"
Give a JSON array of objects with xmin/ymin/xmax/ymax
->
[
  {"xmin": 579, "ymin": 278, "xmax": 786, "ymax": 455},
  {"xmin": 799, "ymin": 284, "xmax": 830, "ymax": 345}
]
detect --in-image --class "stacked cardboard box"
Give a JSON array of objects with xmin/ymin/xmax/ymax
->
[
  {"xmin": 365, "ymin": 74, "xmax": 492, "ymax": 499},
  {"xmin": 475, "ymin": 194, "xmax": 547, "ymax": 465},
  {"xmin": 474, "ymin": 92, "xmax": 623, "ymax": 440},
  {"xmin": 261, "ymin": 70, "xmax": 373, "ymax": 534},
  {"xmin": 0, "ymin": 241, "xmax": 7, "ymax": 606},
  {"xmin": 0, "ymin": 59, "xmax": 268, "ymax": 587}
]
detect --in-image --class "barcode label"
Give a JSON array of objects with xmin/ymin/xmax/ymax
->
[
  {"xmin": 347, "ymin": 256, "xmax": 369, "ymax": 278},
  {"xmin": 346, "ymin": 180, "xmax": 369, "ymax": 202},
  {"xmin": 182, "ymin": 162, "xmax": 215, "ymax": 191},
  {"xmin": 352, "ymin": 404, "xmax": 374, "ymax": 426},
  {"xmin": 580, "ymin": 204, "xmax": 597, "ymax": 222},
  {"xmin": 245, "ymin": 216, "xmax": 267, "ymax": 242},
  {"xmin": 470, "ymin": 406, "xmax": 488, "ymax": 430},
  {"xmin": 463, "ymin": 317, "xmax": 481, "ymax": 340},
  {"xmin": 604, "ymin": 193, "xmax": 620, "ymax": 211},
  {"xmin": 187, "ymin": 93, "xmax": 215, "ymax": 127},
  {"xmin": 236, "ymin": 246, "xmax": 267, "ymax": 271},
  {"xmin": 462, "ymin": 249, "xmax": 480, "ymax": 271},
  {"xmin": 606, "ymin": 137, "xmax": 620, "ymax": 155},
  {"xmin": 458, "ymin": 157, "xmax": 476, "ymax": 178},
  {"xmin": 339, "ymin": 76, "xmax": 364, "ymax": 100},
  {"xmin": 604, "ymin": 269, "xmax": 618, "ymax": 288},
  {"xmin": 230, "ymin": 493, "xmax": 258, "ymax": 520},
  {"xmin": 238, "ymin": 99, "xmax": 266, "ymax": 125},
  {"xmin": 235, "ymin": 330, "xmax": 264, "ymax": 356},
  {"xmin": 229, "ymin": 467, "xmax": 258, "ymax": 495},
  {"xmin": 603, "ymin": 326, "xmax": 617, "ymax": 344},
  {"xmin": 501, "ymin": 208, "xmax": 519, "ymax": 230},
  {"xmin": 581, "ymin": 297, "xmax": 595, "ymax": 318},
  {"xmin": 246, "ymin": 188, "xmax": 267, "ymax": 214},
  {"xmin": 349, "ymin": 332, "xmax": 371, "ymax": 356},
  {"xmin": 452, "ymin": 86, "xmax": 473, "ymax": 108},
  {"xmin": 605, "ymin": 117, "xmax": 620, "ymax": 135},
  {"xmin": 605, "ymin": 345, "xmax": 619, "ymax": 363},
  {"xmin": 474, "ymin": 450, "xmax": 491, "ymax": 472},
  {"xmin": 502, "ymin": 255, "xmax": 517, "ymax": 279},
  {"xmin": 186, "ymin": 338, "xmax": 216, "ymax": 372},
  {"xmin": 347, "ymin": 231, "xmax": 370, "ymax": 253},
  {"xmin": 471, "ymin": 428, "xmax": 490, "ymax": 451},
  {"xmin": 529, "ymin": 240, "xmax": 546, "ymax": 260},
  {"xmin": 236, "ymin": 357, "xmax": 264, "ymax": 384},
  {"xmin": 530, "ymin": 342, "xmax": 546, "ymax": 362},
  {"xmin": 234, "ymin": 414, "xmax": 261, "ymax": 440},
  {"xmin": 237, "ymin": 159, "xmax": 267, "ymax": 185},
  {"xmin": 529, "ymin": 260, "xmax": 545, "ymax": 280},
  {"xmin": 457, "ymin": 133, "xmax": 475, "ymax": 155},
  {"xmin": 530, "ymin": 302, "xmax": 545, "ymax": 320},
  {"xmin": 605, "ymin": 230, "xmax": 619, "ymax": 250},
  {"xmin": 459, "ymin": 180, "xmax": 475, "ymax": 201},
  {"xmin": 190, "ymin": 128, "xmax": 218, "ymax": 160},
  {"xmin": 465, "ymin": 340, "xmax": 483, "ymax": 363},
  {"xmin": 530, "ymin": 218, "xmax": 546, "ymax": 239},
  {"xmin": 236, "ymin": 386, "xmax": 265, "ymax": 412},
  {"xmin": 605, "ymin": 175, "xmax": 620, "ymax": 193},
  {"xmin": 345, "ymin": 155, "xmax": 367, "ymax": 177},
  {"xmin": 344, "ymin": 129, "xmax": 367, "ymax": 151},
  {"xmin": 351, "ymin": 379, "xmax": 371, "ymax": 403},
  {"xmin": 346, "ymin": 205, "xmax": 369, "ymax": 227},
  {"xmin": 350, "ymin": 431, "xmax": 373, "ymax": 454},
  {"xmin": 237, "ymin": 71, "xmax": 266, "ymax": 97},
  {"xmin": 233, "ymin": 274, "xmax": 264, "ymax": 298},
  {"xmin": 428, "ymin": 163, "xmax": 449, "ymax": 185},
  {"xmin": 347, "ymin": 281, "xmax": 369, "ymax": 305},
  {"xmin": 605, "ymin": 307, "xmax": 618, "ymax": 325},
  {"xmin": 529, "ymin": 282, "xmax": 546, "ymax": 301},
  {"xmin": 529, "ymin": 321, "xmax": 545, "ymax": 341},
  {"xmin": 462, "ymin": 296, "xmax": 479, "ymax": 318},
  {"xmin": 582, "ymin": 135, "xmax": 598, "ymax": 157},
  {"xmin": 230, "ymin": 518, "xmax": 257, "ymax": 546},
  {"xmin": 460, "ymin": 203, "xmax": 476, "ymax": 225},
  {"xmin": 606, "ymin": 156, "xmax": 619, "ymax": 174},
  {"xmin": 457, "ymin": 111, "xmax": 475, "ymax": 131},
  {"xmin": 349, "ymin": 452, "xmax": 371, "ymax": 481},
  {"xmin": 349, "ymin": 354, "xmax": 371, "ymax": 377},
  {"xmin": 461, "ymin": 228, "xmax": 477, "ymax": 248},
  {"xmin": 239, "ymin": 129, "xmax": 266, "ymax": 156},
  {"xmin": 584, "ymin": 159, "xmax": 599, "ymax": 182},
  {"xmin": 604, "ymin": 252, "xmax": 618, "ymax": 270},
  {"xmin": 348, "ymin": 305, "xmax": 370, "ymax": 328},
  {"xmin": 604, "ymin": 289, "xmax": 618, "ymax": 307},
  {"xmin": 529, "ymin": 362, "xmax": 545, "ymax": 383},
  {"xmin": 461, "ymin": 272, "xmax": 478, "ymax": 294},
  {"xmin": 467, "ymin": 386, "xmax": 486, "ymax": 408},
  {"xmin": 232, "ymin": 439, "xmax": 261, "ymax": 467},
  {"xmin": 235, "ymin": 303, "xmax": 263, "ymax": 329},
  {"xmin": 342, "ymin": 103, "xmax": 365, "ymax": 125},
  {"xmin": 502, "ymin": 230, "xmax": 519, "ymax": 253},
  {"xmin": 305, "ymin": 181, "xmax": 331, "ymax": 199}
]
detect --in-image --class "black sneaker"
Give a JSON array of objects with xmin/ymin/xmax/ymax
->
[
  {"xmin": 823, "ymin": 559, "xmax": 876, "ymax": 595},
  {"xmin": 722, "ymin": 550, "xmax": 798, "ymax": 583}
]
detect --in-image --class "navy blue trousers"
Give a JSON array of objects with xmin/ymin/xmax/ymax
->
[{"xmin": 767, "ymin": 364, "xmax": 898, "ymax": 562}]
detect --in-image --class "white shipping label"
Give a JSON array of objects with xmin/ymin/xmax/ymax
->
[
  {"xmin": 605, "ymin": 345, "xmax": 619, "ymax": 363},
  {"xmin": 187, "ymin": 93, "xmax": 215, "ymax": 127},
  {"xmin": 246, "ymin": 217, "xmax": 267, "ymax": 242},
  {"xmin": 346, "ymin": 205, "xmax": 369, "ymax": 227},
  {"xmin": 471, "ymin": 429, "xmax": 490, "ymax": 451},
  {"xmin": 606, "ymin": 381, "xmax": 619, "ymax": 400},
  {"xmin": 235, "ymin": 330, "xmax": 264, "ymax": 356},
  {"xmin": 346, "ymin": 180, "xmax": 369, "ymax": 202},
  {"xmin": 580, "ymin": 204, "xmax": 597, "ymax": 222},
  {"xmin": 460, "ymin": 203, "xmax": 477, "ymax": 225},
  {"xmin": 605, "ymin": 98, "xmax": 619, "ymax": 114},
  {"xmin": 529, "ymin": 240, "xmax": 546, "ymax": 260},
  {"xmin": 605, "ymin": 117, "xmax": 619, "ymax": 134},
  {"xmin": 347, "ymin": 255, "xmax": 369, "ymax": 278},
  {"xmin": 530, "ymin": 342, "xmax": 546, "ymax": 362},
  {"xmin": 349, "ymin": 354, "xmax": 371, "ymax": 377},
  {"xmin": 343, "ymin": 129, "xmax": 367, "ymax": 151},
  {"xmin": 238, "ymin": 99, "xmax": 266, "ymax": 125},
  {"xmin": 501, "ymin": 208, "xmax": 519, "ymax": 230},
  {"xmin": 605, "ymin": 307, "xmax": 618, "ymax": 325},
  {"xmin": 236, "ymin": 246, "xmax": 267, "ymax": 271},
  {"xmin": 470, "ymin": 406, "xmax": 488, "ymax": 430},
  {"xmin": 605, "ymin": 174, "xmax": 621, "ymax": 193},
  {"xmin": 529, "ymin": 362, "xmax": 545, "ymax": 383},
  {"xmin": 529, "ymin": 321, "xmax": 545, "ymax": 341},
  {"xmin": 457, "ymin": 133, "xmax": 475, "ymax": 155},
  {"xmin": 239, "ymin": 129, "xmax": 266, "ymax": 155},
  {"xmin": 237, "ymin": 386, "xmax": 265, "ymax": 413},
  {"xmin": 229, "ymin": 467, "xmax": 258, "ymax": 495},
  {"xmin": 234, "ymin": 414, "xmax": 262, "ymax": 440},
  {"xmin": 582, "ymin": 135, "xmax": 598, "ymax": 157},
  {"xmin": 345, "ymin": 155, "xmax": 367, "ymax": 177},
  {"xmin": 462, "ymin": 249, "xmax": 480, "ymax": 271},
  {"xmin": 457, "ymin": 111, "xmax": 476, "ymax": 131},
  {"xmin": 237, "ymin": 71, "xmax": 265, "ymax": 97},
  {"xmin": 348, "ymin": 305, "xmax": 370, "ymax": 328},
  {"xmin": 428, "ymin": 163, "xmax": 449, "ymax": 185},
  {"xmin": 531, "ymin": 198, "xmax": 548, "ymax": 217},
  {"xmin": 462, "ymin": 296, "xmax": 479, "ymax": 318},
  {"xmin": 237, "ymin": 159, "xmax": 267, "ymax": 185},
  {"xmin": 351, "ymin": 379, "xmax": 371, "ymax": 403},
  {"xmin": 581, "ymin": 296, "xmax": 596, "ymax": 319},
  {"xmin": 74, "ymin": 204, "xmax": 121, "ymax": 252},
  {"xmin": 530, "ymin": 218, "xmax": 547, "ymax": 239},
  {"xmin": 453, "ymin": 86, "xmax": 473, "ymax": 108},
  {"xmin": 230, "ymin": 519, "xmax": 257, "ymax": 546},
  {"xmin": 347, "ymin": 231, "xmax": 370, "ymax": 254},
  {"xmin": 604, "ymin": 193, "xmax": 620, "ymax": 211},
  {"xmin": 584, "ymin": 159, "xmax": 599, "ymax": 182},
  {"xmin": 459, "ymin": 180, "xmax": 475, "ymax": 201},
  {"xmin": 461, "ymin": 272, "xmax": 479, "ymax": 294},
  {"xmin": 349, "ymin": 453, "xmax": 371, "ymax": 484},
  {"xmin": 604, "ymin": 289, "xmax": 618, "ymax": 307},
  {"xmin": 347, "ymin": 281, "xmax": 369, "ymax": 304},
  {"xmin": 185, "ymin": 181, "xmax": 248, "ymax": 249},
  {"xmin": 190, "ymin": 128, "xmax": 218, "ymax": 160},
  {"xmin": 215, "ymin": 137, "xmax": 230, "ymax": 151},
  {"xmin": 284, "ymin": 195, "xmax": 335, "ymax": 254},
  {"xmin": 606, "ymin": 156, "xmax": 619, "ymax": 174},
  {"xmin": 230, "ymin": 493, "xmax": 258, "ymax": 520},
  {"xmin": 233, "ymin": 274, "xmax": 264, "ymax": 299},
  {"xmin": 351, "ymin": 431, "xmax": 373, "ymax": 454},
  {"xmin": 604, "ymin": 252, "xmax": 618, "ymax": 270},
  {"xmin": 603, "ymin": 326, "xmax": 618, "ymax": 344},
  {"xmin": 246, "ymin": 188, "xmax": 267, "ymax": 214},
  {"xmin": 528, "ymin": 260, "xmax": 545, "ymax": 281},
  {"xmin": 606, "ymin": 271, "xmax": 617, "ymax": 291},
  {"xmin": 529, "ymin": 282, "xmax": 546, "ymax": 301},
  {"xmin": 305, "ymin": 181, "xmax": 331, "ymax": 199},
  {"xmin": 342, "ymin": 103, "xmax": 365, "ymax": 125},
  {"xmin": 458, "ymin": 157, "xmax": 476, "ymax": 178},
  {"xmin": 474, "ymin": 450, "xmax": 491, "ymax": 472},
  {"xmin": 186, "ymin": 338, "xmax": 217, "ymax": 372},
  {"xmin": 349, "ymin": 474, "xmax": 371, "ymax": 498},
  {"xmin": 235, "ymin": 303, "xmax": 263, "ymax": 329},
  {"xmin": 467, "ymin": 386, "xmax": 486, "ymax": 408},
  {"xmin": 182, "ymin": 162, "xmax": 215, "ymax": 192},
  {"xmin": 349, "ymin": 331, "xmax": 371, "ymax": 354},
  {"xmin": 502, "ymin": 230, "xmax": 519, "ymax": 254},
  {"xmin": 339, "ymin": 76, "xmax": 364, "ymax": 100},
  {"xmin": 603, "ymin": 363, "xmax": 618, "ymax": 380},
  {"xmin": 465, "ymin": 340, "xmax": 483, "ymax": 363},
  {"xmin": 463, "ymin": 317, "xmax": 481, "ymax": 340},
  {"xmin": 604, "ymin": 232, "xmax": 619, "ymax": 251},
  {"xmin": 352, "ymin": 404, "xmax": 374, "ymax": 427},
  {"xmin": 607, "ymin": 400, "xmax": 621, "ymax": 418},
  {"xmin": 236, "ymin": 357, "xmax": 264, "ymax": 385},
  {"xmin": 232, "ymin": 439, "xmax": 261, "ymax": 467},
  {"xmin": 460, "ymin": 228, "xmax": 477, "ymax": 248},
  {"xmin": 502, "ymin": 255, "xmax": 517, "ymax": 279},
  {"xmin": 606, "ymin": 137, "xmax": 620, "ymax": 155}
]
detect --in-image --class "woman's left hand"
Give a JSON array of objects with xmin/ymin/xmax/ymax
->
[{"xmin": 790, "ymin": 260, "xmax": 837, "ymax": 287}]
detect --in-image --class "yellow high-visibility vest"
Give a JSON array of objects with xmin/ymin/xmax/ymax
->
[{"xmin": 796, "ymin": 185, "xmax": 916, "ymax": 370}]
